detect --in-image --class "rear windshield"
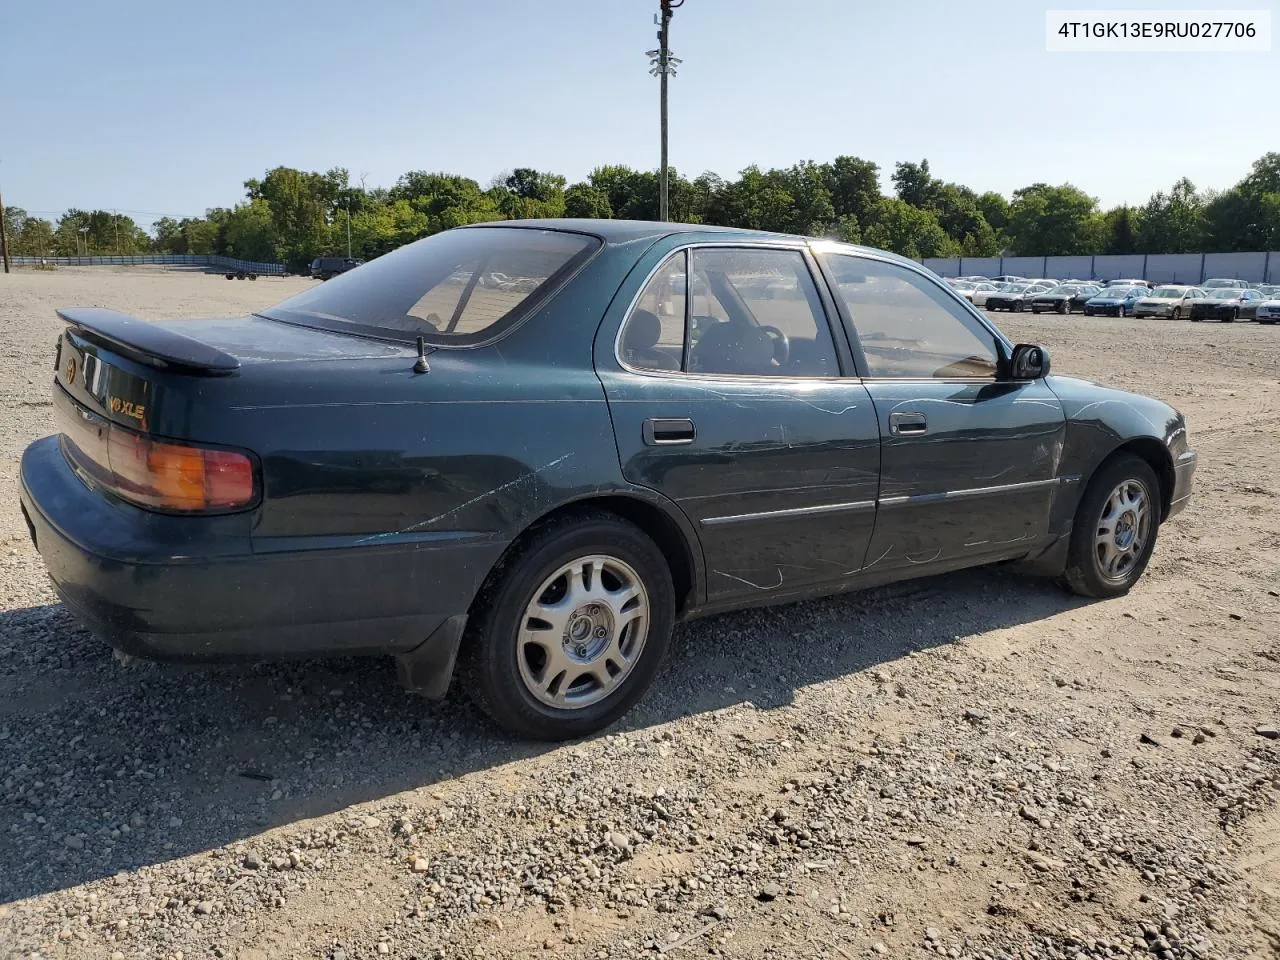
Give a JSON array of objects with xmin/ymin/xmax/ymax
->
[{"xmin": 265, "ymin": 227, "xmax": 600, "ymax": 346}]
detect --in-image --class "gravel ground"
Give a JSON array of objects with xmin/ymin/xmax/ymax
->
[{"xmin": 0, "ymin": 267, "xmax": 1277, "ymax": 960}]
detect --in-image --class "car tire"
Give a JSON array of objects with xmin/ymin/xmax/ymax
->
[
  {"xmin": 1084, "ymin": 308, "xmax": 1094, "ymax": 316},
  {"xmin": 1014, "ymin": 301, "xmax": 1024, "ymax": 312},
  {"xmin": 1057, "ymin": 302, "xmax": 1068, "ymax": 315},
  {"xmin": 1172, "ymin": 308, "xmax": 1182, "ymax": 320},
  {"xmin": 1118, "ymin": 305, "xmax": 1127, "ymax": 318},
  {"xmin": 1061, "ymin": 453, "xmax": 1161, "ymax": 599},
  {"xmin": 463, "ymin": 511, "xmax": 676, "ymax": 741},
  {"xmin": 1031, "ymin": 307, "xmax": 1040, "ymax": 314}
]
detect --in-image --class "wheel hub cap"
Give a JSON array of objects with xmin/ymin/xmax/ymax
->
[
  {"xmin": 565, "ymin": 605, "xmax": 613, "ymax": 662},
  {"xmin": 1115, "ymin": 512, "xmax": 1137, "ymax": 549}
]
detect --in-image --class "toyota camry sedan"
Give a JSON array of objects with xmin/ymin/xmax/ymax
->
[
  {"xmin": 19, "ymin": 220, "xmax": 1197, "ymax": 741},
  {"xmin": 1134, "ymin": 285, "xmax": 1205, "ymax": 319}
]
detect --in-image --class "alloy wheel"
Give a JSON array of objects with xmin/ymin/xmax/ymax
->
[
  {"xmin": 516, "ymin": 555, "xmax": 650, "ymax": 709},
  {"xmin": 1094, "ymin": 480, "xmax": 1152, "ymax": 583}
]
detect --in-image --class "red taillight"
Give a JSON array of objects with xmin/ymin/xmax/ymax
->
[{"xmin": 61, "ymin": 407, "xmax": 257, "ymax": 513}]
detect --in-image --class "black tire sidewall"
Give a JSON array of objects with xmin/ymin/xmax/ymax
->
[
  {"xmin": 1064, "ymin": 453, "xmax": 1162, "ymax": 598},
  {"xmin": 466, "ymin": 516, "xmax": 675, "ymax": 740}
]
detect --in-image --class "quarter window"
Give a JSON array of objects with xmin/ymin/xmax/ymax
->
[
  {"xmin": 823, "ymin": 255, "xmax": 999, "ymax": 379},
  {"xmin": 619, "ymin": 251, "xmax": 686, "ymax": 372}
]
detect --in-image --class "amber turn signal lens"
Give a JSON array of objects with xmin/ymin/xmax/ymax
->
[
  {"xmin": 109, "ymin": 431, "xmax": 255, "ymax": 512},
  {"xmin": 61, "ymin": 408, "xmax": 257, "ymax": 514}
]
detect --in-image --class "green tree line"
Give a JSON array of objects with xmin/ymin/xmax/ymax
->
[{"xmin": 6, "ymin": 152, "xmax": 1278, "ymax": 271}]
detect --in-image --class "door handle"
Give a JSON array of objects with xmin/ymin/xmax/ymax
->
[
  {"xmin": 642, "ymin": 418, "xmax": 696, "ymax": 445},
  {"xmin": 889, "ymin": 411, "xmax": 928, "ymax": 436}
]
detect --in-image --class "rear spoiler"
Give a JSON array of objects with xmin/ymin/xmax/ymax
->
[{"xmin": 56, "ymin": 308, "xmax": 240, "ymax": 375}]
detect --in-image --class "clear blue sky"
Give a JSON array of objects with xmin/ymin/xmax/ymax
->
[{"xmin": 4, "ymin": 0, "xmax": 1277, "ymax": 229}]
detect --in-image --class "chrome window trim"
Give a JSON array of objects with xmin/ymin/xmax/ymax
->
[
  {"xmin": 612, "ymin": 240, "xmax": 839, "ymax": 381},
  {"xmin": 702, "ymin": 499, "xmax": 875, "ymax": 526},
  {"xmin": 612, "ymin": 238, "xmax": 1021, "ymax": 385}
]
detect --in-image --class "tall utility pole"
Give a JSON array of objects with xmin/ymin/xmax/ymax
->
[
  {"xmin": 345, "ymin": 199, "xmax": 352, "ymax": 258},
  {"xmin": 647, "ymin": 0, "xmax": 683, "ymax": 222},
  {"xmin": 0, "ymin": 185, "xmax": 10, "ymax": 274}
]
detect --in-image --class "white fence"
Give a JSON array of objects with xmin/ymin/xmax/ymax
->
[
  {"xmin": 922, "ymin": 251, "xmax": 1279, "ymax": 284},
  {"xmin": 7, "ymin": 254, "xmax": 288, "ymax": 276}
]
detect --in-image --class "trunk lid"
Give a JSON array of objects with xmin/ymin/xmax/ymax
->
[{"xmin": 55, "ymin": 309, "xmax": 410, "ymax": 432}]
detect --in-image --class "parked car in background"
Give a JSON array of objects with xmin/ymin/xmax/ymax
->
[
  {"xmin": 971, "ymin": 282, "xmax": 1009, "ymax": 307},
  {"xmin": 958, "ymin": 281, "xmax": 999, "ymax": 304},
  {"xmin": 1256, "ymin": 296, "xmax": 1280, "ymax": 325},
  {"xmin": 17, "ymin": 219, "xmax": 1199, "ymax": 740},
  {"xmin": 1030, "ymin": 284, "xmax": 1101, "ymax": 314},
  {"xmin": 959, "ymin": 275, "xmax": 991, "ymax": 283},
  {"xmin": 990, "ymin": 275, "xmax": 1027, "ymax": 284},
  {"xmin": 1200, "ymin": 278, "xmax": 1249, "ymax": 289},
  {"xmin": 984, "ymin": 282, "xmax": 1041, "ymax": 312},
  {"xmin": 310, "ymin": 256, "xmax": 365, "ymax": 280},
  {"xmin": 1084, "ymin": 286, "xmax": 1146, "ymax": 317},
  {"xmin": 1134, "ymin": 285, "xmax": 1204, "ymax": 319},
  {"xmin": 1189, "ymin": 288, "xmax": 1264, "ymax": 322}
]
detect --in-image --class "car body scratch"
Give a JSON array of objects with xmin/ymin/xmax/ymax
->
[
  {"xmin": 713, "ymin": 567, "xmax": 786, "ymax": 590},
  {"xmin": 842, "ymin": 544, "xmax": 893, "ymax": 576},
  {"xmin": 356, "ymin": 453, "xmax": 575, "ymax": 544},
  {"xmin": 905, "ymin": 547, "xmax": 944, "ymax": 565}
]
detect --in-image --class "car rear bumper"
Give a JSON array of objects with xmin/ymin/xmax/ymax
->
[{"xmin": 19, "ymin": 435, "xmax": 494, "ymax": 675}]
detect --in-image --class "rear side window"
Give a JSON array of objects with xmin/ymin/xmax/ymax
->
[
  {"xmin": 267, "ymin": 227, "xmax": 599, "ymax": 345},
  {"xmin": 619, "ymin": 247, "xmax": 840, "ymax": 378}
]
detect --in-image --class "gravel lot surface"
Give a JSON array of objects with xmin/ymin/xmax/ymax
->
[{"xmin": 0, "ymin": 267, "xmax": 1277, "ymax": 960}]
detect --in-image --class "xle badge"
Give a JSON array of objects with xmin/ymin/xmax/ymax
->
[{"xmin": 109, "ymin": 397, "xmax": 146, "ymax": 421}]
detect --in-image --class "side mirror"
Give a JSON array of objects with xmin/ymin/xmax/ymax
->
[{"xmin": 1009, "ymin": 343, "xmax": 1050, "ymax": 380}]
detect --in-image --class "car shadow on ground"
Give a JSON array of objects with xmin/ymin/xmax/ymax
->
[{"xmin": 0, "ymin": 566, "xmax": 1092, "ymax": 903}]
